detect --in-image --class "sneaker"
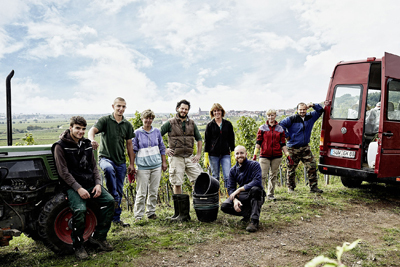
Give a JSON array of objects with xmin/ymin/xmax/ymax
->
[
  {"xmin": 267, "ymin": 195, "xmax": 276, "ymax": 201},
  {"xmin": 246, "ymin": 220, "xmax": 259, "ymax": 233},
  {"xmin": 113, "ymin": 220, "xmax": 130, "ymax": 227},
  {"xmin": 74, "ymin": 246, "xmax": 89, "ymax": 260},
  {"xmin": 148, "ymin": 214, "xmax": 157, "ymax": 220},
  {"xmin": 89, "ymin": 236, "xmax": 113, "ymax": 251},
  {"xmin": 288, "ymin": 188, "xmax": 295, "ymax": 193},
  {"xmin": 310, "ymin": 186, "xmax": 324, "ymax": 193}
]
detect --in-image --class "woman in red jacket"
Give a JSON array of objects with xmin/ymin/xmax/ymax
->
[{"xmin": 252, "ymin": 109, "xmax": 293, "ymax": 200}]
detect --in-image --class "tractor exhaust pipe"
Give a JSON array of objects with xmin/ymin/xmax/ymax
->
[{"xmin": 6, "ymin": 70, "xmax": 14, "ymax": 146}]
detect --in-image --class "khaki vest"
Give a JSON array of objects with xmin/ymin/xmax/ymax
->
[{"xmin": 168, "ymin": 116, "xmax": 195, "ymax": 157}]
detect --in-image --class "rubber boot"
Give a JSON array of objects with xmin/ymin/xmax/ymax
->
[
  {"xmin": 171, "ymin": 194, "xmax": 191, "ymax": 222},
  {"xmin": 167, "ymin": 194, "xmax": 180, "ymax": 220}
]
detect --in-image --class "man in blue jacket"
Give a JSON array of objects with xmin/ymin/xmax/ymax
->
[
  {"xmin": 279, "ymin": 101, "xmax": 328, "ymax": 193},
  {"xmin": 221, "ymin": 146, "xmax": 265, "ymax": 232}
]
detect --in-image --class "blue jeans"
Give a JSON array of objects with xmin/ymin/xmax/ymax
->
[
  {"xmin": 99, "ymin": 158, "xmax": 127, "ymax": 222},
  {"xmin": 209, "ymin": 154, "xmax": 231, "ymax": 188}
]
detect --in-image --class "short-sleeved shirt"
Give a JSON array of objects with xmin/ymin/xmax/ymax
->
[{"xmin": 94, "ymin": 113, "xmax": 135, "ymax": 165}]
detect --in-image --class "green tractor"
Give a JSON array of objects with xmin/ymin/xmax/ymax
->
[{"xmin": 0, "ymin": 71, "xmax": 99, "ymax": 254}]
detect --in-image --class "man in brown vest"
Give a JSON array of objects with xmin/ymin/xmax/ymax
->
[{"xmin": 161, "ymin": 99, "xmax": 202, "ymax": 221}]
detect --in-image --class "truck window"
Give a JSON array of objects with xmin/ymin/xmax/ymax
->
[
  {"xmin": 387, "ymin": 79, "xmax": 400, "ymax": 121},
  {"xmin": 365, "ymin": 88, "xmax": 381, "ymax": 135},
  {"xmin": 331, "ymin": 85, "xmax": 362, "ymax": 119}
]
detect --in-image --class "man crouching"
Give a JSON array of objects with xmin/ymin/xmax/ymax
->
[
  {"xmin": 52, "ymin": 116, "xmax": 115, "ymax": 260},
  {"xmin": 221, "ymin": 145, "xmax": 265, "ymax": 232}
]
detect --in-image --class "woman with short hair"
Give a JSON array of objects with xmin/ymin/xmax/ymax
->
[
  {"xmin": 252, "ymin": 109, "xmax": 293, "ymax": 200},
  {"xmin": 132, "ymin": 109, "xmax": 167, "ymax": 220},
  {"xmin": 204, "ymin": 103, "xmax": 235, "ymax": 192}
]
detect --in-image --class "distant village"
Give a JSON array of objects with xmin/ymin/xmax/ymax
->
[{"xmin": 0, "ymin": 107, "xmax": 297, "ymax": 125}]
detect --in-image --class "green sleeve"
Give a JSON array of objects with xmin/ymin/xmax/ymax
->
[
  {"xmin": 126, "ymin": 123, "xmax": 135, "ymax": 139},
  {"xmin": 93, "ymin": 116, "xmax": 107, "ymax": 133},
  {"xmin": 160, "ymin": 120, "xmax": 171, "ymax": 136},
  {"xmin": 194, "ymin": 124, "xmax": 202, "ymax": 141}
]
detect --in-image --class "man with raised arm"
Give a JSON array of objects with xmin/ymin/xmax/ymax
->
[
  {"xmin": 279, "ymin": 101, "xmax": 329, "ymax": 193},
  {"xmin": 88, "ymin": 97, "xmax": 135, "ymax": 227},
  {"xmin": 221, "ymin": 145, "xmax": 265, "ymax": 232},
  {"xmin": 53, "ymin": 116, "xmax": 114, "ymax": 260}
]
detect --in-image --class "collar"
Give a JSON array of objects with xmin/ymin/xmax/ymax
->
[
  {"xmin": 175, "ymin": 113, "xmax": 189, "ymax": 122},
  {"xmin": 110, "ymin": 113, "xmax": 125, "ymax": 122},
  {"xmin": 237, "ymin": 158, "xmax": 248, "ymax": 169}
]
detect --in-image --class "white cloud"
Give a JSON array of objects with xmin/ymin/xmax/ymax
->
[
  {"xmin": 139, "ymin": 0, "xmax": 229, "ymax": 64},
  {"xmin": 24, "ymin": 7, "xmax": 97, "ymax": 59},
  {"xmin": 89, "ymin": 0, "xmax": 138, "ymax": 15}
]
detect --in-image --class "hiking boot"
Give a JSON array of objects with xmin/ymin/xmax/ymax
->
[
  {"xmin": 148, "ymin": 214, "xmax": 157, "ymax": 220},
  {"xmin": 246, "ymin": 220, "xmax": 259, "ymax": 233},
  {"xmin": 74, "ymin": 246, "xmax": 89, "ymax": 260},
  {"xmin": 288, "ymin": 188, "xmax": 295, "ymax": 193},
  {"xmin": 89, "ymin": 236, "xmax": 113, "ymax": 251},
  {"xmin": 113, "ymin": 220, "xmax": 130, "ymax": 227},
  {"xmin": 267, "ymin": 195, "xmax": 276, "ymax": 201},
  {"xmin": 310, "ymin": 186, "xmax": 324, "ymax": 193}
]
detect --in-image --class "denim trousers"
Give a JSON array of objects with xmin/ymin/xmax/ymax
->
[
  {"xmin": 209, "ymin": 154, "xmax": 231, "ymax": 188},
  {"xmin": 99, "ymin": 158, "xmax": 127, "ymax": 222},
  {"xmin": 134, "ymin": 167, "xmax": 162, "ymax": 219}
]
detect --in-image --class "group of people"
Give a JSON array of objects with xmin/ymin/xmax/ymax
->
[{"xmin": 52, "ymin": 97, "xmax": 328, "ymax": 260}]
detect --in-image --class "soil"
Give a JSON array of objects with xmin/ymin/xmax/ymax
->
[{"xmin": 133, "ymin": 194, "xmax": 400, "ymax": 267}]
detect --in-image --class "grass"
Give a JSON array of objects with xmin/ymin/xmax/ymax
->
[{"xmin": 2, "ymin": 178, "xmax": 400, "ymax": 266}]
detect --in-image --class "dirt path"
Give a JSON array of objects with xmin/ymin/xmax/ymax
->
[{"xmin": 134, "ymin": 202, "xmax": 400, "ymax": 267}]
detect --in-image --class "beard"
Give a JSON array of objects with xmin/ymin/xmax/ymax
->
[{"xmin": 178, "ymin": 113, "xmax": 187, "ymax": 119}]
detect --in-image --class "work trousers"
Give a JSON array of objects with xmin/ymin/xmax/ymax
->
[
  {"xmin": 67, "ymin": 186, "xmax": 114, "ymax": 248},
  {"xmin": 221, "ymin": 186, "xmax": 265, "ymax": 221}
]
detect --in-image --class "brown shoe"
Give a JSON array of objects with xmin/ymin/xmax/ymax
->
[
  {"xmin": 310, "ymin": 186, "xmax": 323, "ymax": 193},
  {"xmin": 89, "ymin": 236, "xmax": 113, "ymax": 251},
  {"xmin": 246, "ymin": 220, "xmax": 259, "ymax": 233},
  {"xmin": 74, "ymin": 246, "xmax": 89, "ymax": 260}
]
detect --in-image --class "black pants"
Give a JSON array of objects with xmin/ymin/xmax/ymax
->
[{"xmin": 220, "ymin": 186, "xmax": 265, "ymax": 221}]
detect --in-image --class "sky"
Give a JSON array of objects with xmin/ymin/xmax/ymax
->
[{"xmin": 1, "ymin": 0, "xmax": 400, "ymax": 115}]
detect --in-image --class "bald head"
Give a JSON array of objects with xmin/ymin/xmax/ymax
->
[{"xmin": 234, "ymin": 145, "xmax": 247, "ymax": 165}]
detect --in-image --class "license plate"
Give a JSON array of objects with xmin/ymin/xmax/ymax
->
[{"xmin": 330, "ymin": 149, "xmax": 356, "ymax": 159}]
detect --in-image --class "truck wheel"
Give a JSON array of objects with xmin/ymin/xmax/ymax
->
[
  {"xmin": 38, "ymin": 193, "xmax": 98, "ymax": 254},
  {"xmin": 341, "ymin": 176, "xmax": 362, "ymax": 188}
]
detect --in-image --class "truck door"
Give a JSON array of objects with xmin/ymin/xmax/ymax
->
[{"xmin": 375, "ymin": 52, "xmax": 400, "ymax": 178}]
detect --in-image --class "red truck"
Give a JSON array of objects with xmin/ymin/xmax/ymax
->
[{"xmin": 319, "ymin": 52, "xmax": 400, "ymax": 187}]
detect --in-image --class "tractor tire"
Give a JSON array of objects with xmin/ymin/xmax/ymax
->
[
  {"xmin": 341, "ymin": 176, "xmax": 362, "ymax": 188},
  {"xmin": 37, "ymin": 193, "xmax": 98, "ymax": 254}
]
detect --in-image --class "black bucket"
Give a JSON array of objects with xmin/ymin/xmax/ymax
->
[
  {"xmin": 193, "ymin": 205, "xmax": 219, "ymax": 223},
  {"xmin": 193, "ymin": 192, "xmax": 219, "ymax": 222},
  {"xmin": 194, "ymin": 172, "xmax": 220, "ymax": 195}
]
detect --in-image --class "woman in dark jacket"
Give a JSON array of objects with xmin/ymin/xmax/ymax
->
[
  {"xmin": 252, "ymin": 109, "xmax": 293, "ymax": 200},
  {"xmin": 204, "ymin": 103, "xmax": 235, "ymax": 191}
]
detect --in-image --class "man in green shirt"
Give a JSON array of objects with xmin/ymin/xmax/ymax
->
[
  {"xmin": 160, "ymin": 99, "xmax": 202, "ymax": 195},
  {"xmin": 88, "ymin": 97, "xmax": 135, "ymax": 227}
]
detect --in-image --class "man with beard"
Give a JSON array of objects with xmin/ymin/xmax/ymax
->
[
  {"xmin": 88, "ymin": 97, "xmax": 135, "ymax": 227},
  {"xmin": 279, "ymin": 101, "xmax": 329, "ymax": 193},
  {"xmin": 161, "ymin": 99, "xmax": 202, "ymax": 221},
  {"xmin": 221, "ymin": 145, "xmax": 265, "ymax": 232},
  {"xmin": 53, "ymin": 116, "xmax": 115, "ymax": 260}
]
